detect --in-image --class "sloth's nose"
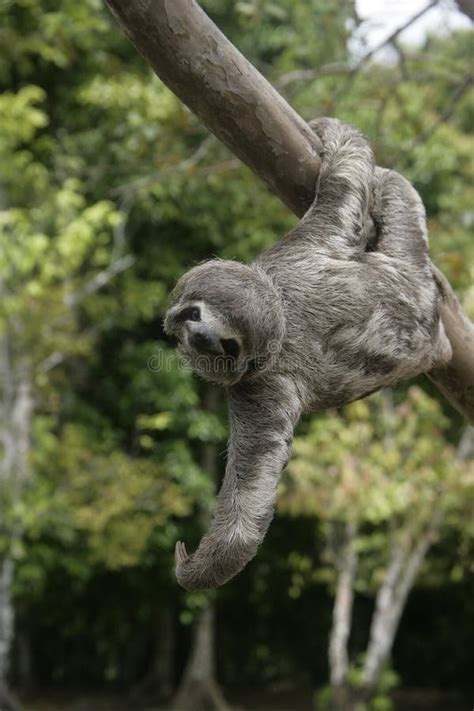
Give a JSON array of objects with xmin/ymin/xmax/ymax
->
[{"xmin": 190, "ymin": 327, "xmax": 221, "ymax": 354}]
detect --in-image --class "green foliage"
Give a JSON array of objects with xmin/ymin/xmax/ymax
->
[
  {"xmin": 315, "ymin": 661, "xmax": 400, "ymax": 711},
  {"xmin": 0, "ymin": 0, "xmax": 472, "ymax": 696},
  {"xmin": 281, "ymin": 388, "xmax": 458, "ymax": 522},
  {"xmin": 280, "ymin": 388, "xmax": 473, "ymax": 596},
  {"xmin": 47, "ymin": 424, "xmax": 190, "ymax": 569}
]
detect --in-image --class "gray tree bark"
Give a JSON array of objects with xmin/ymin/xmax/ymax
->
[
  {"xmin": 427, "ymin": 267, "xmax": 474, "ymax": 424},
  {"xmin": 328, "ymin": 521, "xmax": 358, "ymax": 711},
  {"xmin": 0, "ymin": 194, "xmax": 33, "ymax": 706},
  {"xmin": 105, "ymin": 0, "xmax": 321, "ymax": 217},
  {"xmin": 0, "ymin": 559, "xmax": 15, "ymax": 685},
  {"xmin": 359, "ymin": 428, "xmax": 473, "ymax": 699},
  {"xmin": 0, "ymin": 353, "xmax": 31, "ymax": 710},
  {"xmin": 104, "ymin": 0, "xmax": 474, "ymax": 424},
  {"xmin": 328, "ymin": 522, "xmax": 357, "ymax": 684},
  {"xmin": 0, "ymin": 559, "xmax": 21, "ymax": 709},
  {"xmin": 172, "ymin": 606, "xmax": 230, "ymax": 711},
  {"xmin": 131, "ymin": 605, "xmax": 176, "ymax": 701},
  {"xmin": 0, "ymin": 181, "xmax": 133, "ymax": 702},
  {"xmin": 361, "ymin": 519, "xmax": 440, "ymax": 692},
  {"xmin": 455, "ymin": 0, "xmax": 474, "ymax": 21}
]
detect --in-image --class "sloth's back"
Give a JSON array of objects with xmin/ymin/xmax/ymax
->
[{"xmin": 259, "ymin": 250, "xmax": 444, "ymax": 410}]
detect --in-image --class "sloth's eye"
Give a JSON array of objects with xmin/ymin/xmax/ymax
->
[
  {"xmin": 178, "ymin": 306, "xmax": 201, "ymax": 322},
  {"xmin": 220, "ymin": 338, "xmax": 240, "ymax": 359}
]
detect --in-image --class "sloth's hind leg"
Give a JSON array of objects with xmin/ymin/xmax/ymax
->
[
  {"xmin": 372, "ymin": 167, "xmax": 429, "ymax": 265},
  {"xmin": 372, "ymin": 167, "xmax": 452, "ymax": 367},
  {"xmin": 307, "ymin": 117, "xmax": 375, "ymax": 256}
]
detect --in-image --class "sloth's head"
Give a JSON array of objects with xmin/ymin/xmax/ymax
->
[{"xmin": 164, "ymin": 259, "xmax": 285, "ymax": 385}]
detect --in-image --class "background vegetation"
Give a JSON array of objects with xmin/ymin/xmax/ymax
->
[{"xmin": 0, "ymin": 1, "xmax": 473, "ymax": 709}]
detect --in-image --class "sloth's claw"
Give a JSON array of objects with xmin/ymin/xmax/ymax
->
[{"xmin": 175, "ymin": 540, "xmax": 189, "ymax": 565}]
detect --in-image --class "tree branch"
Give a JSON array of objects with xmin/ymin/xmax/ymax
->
[
  {"xmin": 455, "ymin": 0, "xmax": 474, "ymax": 21},
  {"xmin": 104, "ymin": 0, "xmax": 474, "ymax": 422},
  {"xmin": 63, "ymin": 254, "xmax": 135, "ymax": 308},
  {"xmin": 104, "ymin": 0, "xmax": 321, "ymax": 217},
  {"xmin": 276, "ymin": 63, "xmax": 349, "ymax": 91},
  {"xmin": 403, "ymin": 75, "xmax": 474, "ymax": 157},
  {"xmin": 324, "ymin": 0, "xmax": 439, "ymax": 111},
  {"xmin": 353, "ymin": 1, "xmax": 439, "ymax": 71},
  {"xmin": 428, "ymin": 267, "xmax": 474, "ymax": 424},
  {"xmin": 112, "ymin": 135, "xmax": 217, "ymax": 197}
]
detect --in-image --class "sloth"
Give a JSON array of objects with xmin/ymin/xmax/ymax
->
[{"xmin": 164, "ymin": 117, "xmax": 451, "ymax": 592}]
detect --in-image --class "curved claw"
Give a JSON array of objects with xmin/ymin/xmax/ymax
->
[{"xmin": 175, "ymin": 540, "xmax": 189, "ymax": 566}]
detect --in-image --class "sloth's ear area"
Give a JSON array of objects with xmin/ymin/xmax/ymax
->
[
  {"xmin": 163, "ymin": 304, "xmax": 182, "ymax": 336},
  {"xmin": 240, "ymin": 267, "xmax": 286, "ymax": 369},
  {"xmin": 169, "ymin": 278, "xmax": 186, "ymax": 303}
]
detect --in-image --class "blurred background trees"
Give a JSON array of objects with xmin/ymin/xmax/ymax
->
[{"xmin": 0, "ymin": 0, "xmax": 472, "ymax": 709}]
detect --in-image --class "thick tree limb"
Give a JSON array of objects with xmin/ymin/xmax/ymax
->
[
  {"xmin": 428, "ymin": 268, "xmax": 474, "ymax": 424},
  {"xmin": 104, "ymin": 0, "xmax": 474, "ymax": 422},
  {"xmin": 104, "ymin": 0, "xmax": 321, "ymax": 217},
  {"xmin": 456, "ymin": 0, "xmax": 474, "ymax": 21}
]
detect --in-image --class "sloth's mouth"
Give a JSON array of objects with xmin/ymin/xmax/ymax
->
[{"xmin": 220, "ymin": 337, "xmax": 240, "ymax": 359}]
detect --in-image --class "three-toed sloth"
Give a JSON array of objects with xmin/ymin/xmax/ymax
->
[{"xmin": 164, "ymin": 118, "xmax": 451, "ymax": 591}]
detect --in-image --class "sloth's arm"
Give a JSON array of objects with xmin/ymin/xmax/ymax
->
[
  {"xmin": 175, "ymin": 375, "xmax": 301, "ymax": 591},
  {"xmin": 371, "ymin": 166, "xmax": 429, "ymax": 262},
  {"xmin": 294, "ymin": 118, "xmax": 375, "ymax": 257}
]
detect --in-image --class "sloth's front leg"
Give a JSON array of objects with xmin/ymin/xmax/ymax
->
[
  {"xmin": 175, "ymin": 375, "xmax": 302, "ymax": 591},
  {"xmin": 300, "ymin": 117, "xmax": 375, "ymax": 257}
]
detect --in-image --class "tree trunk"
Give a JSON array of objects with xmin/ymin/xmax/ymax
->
[
  {"xmin": 0, "ymin": 371, "xmax": 33, "ymax": 702},
  {"xmin": 361, "ymin": 514, "xmax": 442, "ymax": 697},
  {"xmin": 328, "ymin": 521, "xmax": 358, "ymax": 710},
  {"xmin": 0, "ymin": 558, "xmax": 21, "ymax": 711},
  {"xmin": 0, "ymin": 318, "xmax": 34, "ymax": 711},
  {"xmin": 172, "ymin": 606, "xmax": 230, "ymax": 711},
  {"xmin": 362, "ymin": 426, "xmax": 473, "ymax": 695},
  {"xmin": 131, "ymin": 605, "xmax": 176, "ymax": 701},
  {"xmin": 14, "ymin": 620, "xmax": 36, "ymax": 696},
  {"xmin": 0, "ymin": 559, "xmax": 15, "ymax": 684},
  {"xmin": 104, "ymin": 0, "xmax": 474, "ymax": 423}
]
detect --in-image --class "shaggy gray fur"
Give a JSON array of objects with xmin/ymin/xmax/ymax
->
[{"xmin": 165, "ymin": 118, "xmax": 451, "ymax": 591}]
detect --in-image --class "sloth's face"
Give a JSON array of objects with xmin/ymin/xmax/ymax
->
[{"xmin": 164, "ymin": 300, "xmax": 247, "ymax": 385}]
